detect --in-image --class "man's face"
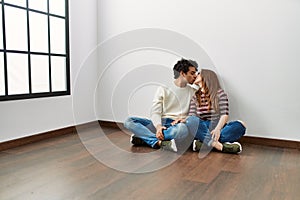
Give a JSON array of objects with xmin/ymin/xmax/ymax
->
[{"xmin": 183, "ymin": 66, "xmax": 197, "ymax": 84}]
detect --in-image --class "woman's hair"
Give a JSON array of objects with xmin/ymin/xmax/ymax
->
[{"xmin": 196, "ymin": 69, "xmax": 222, "ymax": 112}]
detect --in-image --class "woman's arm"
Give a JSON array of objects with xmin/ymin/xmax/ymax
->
[
  {"xmin": 212, "ymin": 89, "xmax": 229, "ymax": 141},
  {"xmin": 211, "ymin": 114, "xmax": 228, "ymax": 141},
  {"xmin": 215, "ymin": 115, "xmax": 228, "ymax": 130}
]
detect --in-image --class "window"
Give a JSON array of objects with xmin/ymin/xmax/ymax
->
[{"xmin": 0, "ymin": 0, "xmax": 70, "ymax": 101}]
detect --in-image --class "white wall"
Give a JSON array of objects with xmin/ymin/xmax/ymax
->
[
  {"xmin": 1, "ymin": 0, "xmax": 299, "ymax": 143},
  {"xmin": 97, "ymin": 0, "xmax": 300, "ymax": 141},
  {"xmin": 0, "ymin": 0, "xmax": 98, "ymax": 142}
]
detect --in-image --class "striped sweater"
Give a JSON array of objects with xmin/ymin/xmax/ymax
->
[{"xmin": 188, "ymin": 89, "xmax": 229, "ymax": 121}]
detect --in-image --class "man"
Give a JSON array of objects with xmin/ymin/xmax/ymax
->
[{"xmin": 124, "ymin": 58, "xmax": 200, "ymax": 152}]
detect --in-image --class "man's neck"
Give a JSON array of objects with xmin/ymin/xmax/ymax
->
[{"xmin": 174, "ymin": 78, "xmax": 187, "ymax": 88}]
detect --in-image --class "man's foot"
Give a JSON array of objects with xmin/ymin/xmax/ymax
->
[
  {"xmin": 192, "ymin": 140, "xmax": 203, "ymax": 151},
  {"xmin": 222, "ymin": 142, "xmax": 242, "ymax": 154},
  {"xmin": 130, "ymin": 134, "xmax": 146, "ymax": 146},
  {"xmin": 161, "ymin": 139, "xmax": 178, "ymax": 152}
]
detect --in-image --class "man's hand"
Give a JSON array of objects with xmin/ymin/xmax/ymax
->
[
  {"xmin": 156, "ymin": 124, "xmax": 166, "ymax": 140},
  {"xmin": 171, "ymin": 118, "xmax": 186, "ymax": 126}
]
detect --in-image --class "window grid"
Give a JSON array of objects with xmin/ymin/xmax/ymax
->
[
  {"xmin": 26, "ymin": 0, "xmax": 32, "ymax": 94},
  {"xmin": 0, "ymin": 0, "xmax": 70, "ymax": 101}
]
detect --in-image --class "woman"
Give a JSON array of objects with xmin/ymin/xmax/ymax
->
[{"xmin": 186, "ymin": 69, "xmax": 246, "ymax": 154}]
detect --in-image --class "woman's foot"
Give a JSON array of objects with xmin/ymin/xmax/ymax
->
[{"xmin": 212, "ymin": 141, "xmax": 242, "ymax": 154}]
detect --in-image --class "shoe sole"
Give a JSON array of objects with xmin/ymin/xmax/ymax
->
[
  {"xmin": 130, "ymin": 134, "xmax": 134, "ymax": 145},
  {"xmin": 170, "ymin": 139, "xmax": 178, "ymax": 152},
  {"xmin": 192, "ymin": 140, "xmax": 197, "ymax": 151}
]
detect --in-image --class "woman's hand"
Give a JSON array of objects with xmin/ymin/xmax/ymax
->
[
  {"xmin": 211, "ymin": 115, "xmax": 228, "ymax": 141},
  {"xmin": 211, "ymin": 128, "xmax": 221, "ymax": 142}
]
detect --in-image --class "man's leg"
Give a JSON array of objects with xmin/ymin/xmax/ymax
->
[
  {"xmin": 185, "ymin": 116, "xmax": 200, "ymax": 139},
  {"xmin": 124, "ymin": 117, "xmax": 159, "ymax": 148},
  {"xmin": 163, "ymin": 123, "xmax": 188, "ymax": 141},
  {"xmin": 162, "ymin": 119, "xmax": 190, "ymax": 153}
]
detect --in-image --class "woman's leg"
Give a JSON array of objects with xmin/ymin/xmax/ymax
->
[
  {"xmin": 185, "ymin": 116, "xmax": 213, "ymax": 146},
  {"xmin": 219, "ymin": 120, "xmax": 246, "ymax": 143}
]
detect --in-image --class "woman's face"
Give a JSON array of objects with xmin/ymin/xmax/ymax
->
[
  {"xmin": 197, "ymin": 74, "xmax": 206, "ymax": 93},
  {"xmin": 196, "ymin": 74, "xmax": 203, "ymax": 87}
]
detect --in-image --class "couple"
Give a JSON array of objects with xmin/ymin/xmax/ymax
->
[{"xmin": 124, "ymin": 58, "xmax": 246, "ymax": 154}]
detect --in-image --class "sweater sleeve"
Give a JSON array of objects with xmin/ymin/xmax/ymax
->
[
  {"xmin": 218, "ymin": 90, "xmax": 229, "ymax": 116},
  {"xmin": 188, "ymin": 95, "xmax": 198, "ymax": 116},
  {"xmin": 150, "ymin": 86, "xmax": 164, "ymax": 127}
]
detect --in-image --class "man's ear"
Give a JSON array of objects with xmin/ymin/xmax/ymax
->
[{"xmin": 180, "ymin": 71, "xmax": 186, "ymax": 77}]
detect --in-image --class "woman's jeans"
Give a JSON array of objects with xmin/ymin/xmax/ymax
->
[
  {"xmin": 124, "ymin": 117, "xmax": 189, "ymax": 148},
  {"xmin": 185, "ymin": 116, "xmax": 246, "ymax": 146}
]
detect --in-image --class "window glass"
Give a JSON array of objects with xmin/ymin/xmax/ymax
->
[
  {"xmin": 50, "ymin": 16, "xmax": 65, "ymax": 54},
  {"xmin": 49, "ymin": 0, "xmax": 65, "ymax": 17},
  {"xmin": 7, "ymin": 53, "xmax": 29, "ymax": 95},
  {"xmin": 28, "ymin": 0, "xmax": 47, "ymax": 12},
  {"xmin": 0, "ymin": 8, "xmax": 3, "ymax": 50},
  {"xmin": 29, "ymin": 11, "xmax": 48, "ymax": 53},
  {"xmin": 0, "ymin": 1, "xmax": 69, "ymax": 101},
  {"xmin": 4, "ymin": 0, "xmax": 26, "ymax": 7},
  {"xmin": 5, "ymin": 6, "xmax": 27, "ymax": 51},
  {"xmin": 31, "ymin": 55, "xmax": 49, "ymax": 93},
  {"xmin": 0, "ymin": 53, "xmax": 4, "ymax": 96},
  {"xmin": 51, "ymin": 56, "xmax": 66, "ymax": 91}
]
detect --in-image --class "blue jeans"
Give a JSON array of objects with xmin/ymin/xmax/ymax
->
[
  {"xmin": 124, "ymin": 117, "xmax": 189, "ymax": 148},
  {"xmin": 185, "ymin": 116, "xmax": 246, "ymax": 145}
]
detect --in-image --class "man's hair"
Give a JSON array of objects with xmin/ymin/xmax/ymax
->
[{"xmin": 173, "ymin": 58, "xmax": 198, "ymax": 79}]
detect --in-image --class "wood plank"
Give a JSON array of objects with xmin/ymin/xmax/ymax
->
[
  {"xmin": 240, "ymin": 135, "xmax": 300, "ymax": 149},
  {"xmin": 1, "ymin": 127, "xmax": 300, "ymax": 200}
]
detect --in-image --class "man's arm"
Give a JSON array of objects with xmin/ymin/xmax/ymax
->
[
  {"xmin": 150, "ymin": 87, "xmax": 166, "ymax": 140},
  {"xmin": 150, "ymin": 87, "xmax": 163, "ymax": 127}
]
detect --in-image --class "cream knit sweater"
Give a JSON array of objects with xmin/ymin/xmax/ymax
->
[{"xmin": 150, "ymin": 83, "xmax": 198, "ymax": 127}]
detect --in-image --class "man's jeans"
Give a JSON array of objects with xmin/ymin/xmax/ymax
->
[
  {"xmin": 185, "ymin": 116, "xmax": 246, "ymax": 146},
  {"xmin": 124, "ymin": 117, "xmax": 189, "ymax": 148}
]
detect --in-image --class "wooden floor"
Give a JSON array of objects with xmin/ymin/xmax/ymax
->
[{"xmin": 1, "ymin": 125, "xmax": 300, "ymax": 200}]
